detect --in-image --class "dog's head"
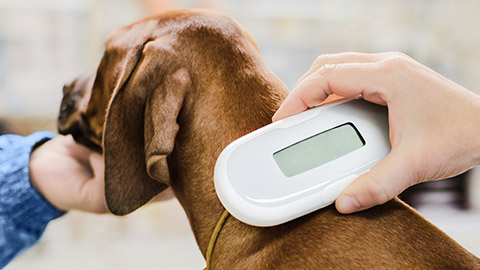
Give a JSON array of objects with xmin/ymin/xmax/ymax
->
[
  {"xmin": 58, "ymin": 72, "xmax": 101, "ymax": 151},
  {"xmin": 58, "ymin": 9, "xmax": 287, "ymax": 216}
]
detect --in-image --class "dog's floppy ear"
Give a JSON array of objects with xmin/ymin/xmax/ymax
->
[{"xmin": 102, "ymin": 37, "xmax": 190, "ymax": 215}]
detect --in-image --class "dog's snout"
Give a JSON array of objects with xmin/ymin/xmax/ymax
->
[
  {"xmin": 59, "ymin": 98, "xmax": 75, "ymax": 115},
  {"xmin": 58, "ymin": 72, "xmax": 100, "ymax": 151},
  {"xmin": 58, "ymin": 117, "xmax": 80, "ymax": 136}
]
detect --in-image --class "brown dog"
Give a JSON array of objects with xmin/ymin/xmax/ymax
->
[{"xmin": 58, "ymin": 9, "xmax": 480, "ymax": 269}]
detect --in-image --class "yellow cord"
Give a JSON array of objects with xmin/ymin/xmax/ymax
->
[{"xmin": 205, "ymin": 209, "xmax": 230, "ymax": 270}]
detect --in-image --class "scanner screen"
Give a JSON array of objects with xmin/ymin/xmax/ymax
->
[{"xmin": 273, "ymin": 123, "xmax": 365, "ymax": 177}]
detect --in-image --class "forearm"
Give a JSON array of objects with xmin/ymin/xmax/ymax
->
[{"xmin": 0, "ymin": 132, "xmax": 65, "ymax": 268}]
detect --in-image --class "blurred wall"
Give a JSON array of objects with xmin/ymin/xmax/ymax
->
[
  {"xmin": 1, "ymin": 0, "xmax": 479, "ymax": 120},
  {"xmin": 0, "ymin": 0, "xmax": 144, "ymax": 121},
  {"xmin": 222, "ymin": 0, "xmax": 480, "ymax": 92}
]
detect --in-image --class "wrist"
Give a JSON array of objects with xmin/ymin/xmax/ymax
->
[{"xmin": 0, "ymin": 132, "xmax": 64, "ymax": 229}]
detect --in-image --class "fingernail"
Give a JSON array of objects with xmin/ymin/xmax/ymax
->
[{"xmin": 337, "ymin": 195, "xmax": 360, "ymax": 214}]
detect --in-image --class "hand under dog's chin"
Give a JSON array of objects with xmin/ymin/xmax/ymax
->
[
  {"xmin": 58, "ymin": 121, "xmax": 103, "ymax": 153},
  {"xmin": 71, "ymin": 133, "xmax": 103, "ymax": 153}
]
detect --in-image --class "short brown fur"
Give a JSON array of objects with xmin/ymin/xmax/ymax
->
[{"xmin": 58, "ymin": 9, "xmax": 480, "ymax": 269}]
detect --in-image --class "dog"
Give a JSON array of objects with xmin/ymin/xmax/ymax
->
[{"xmin": 58, "ymin": 9, "xmax": 480, "ymax": 269}]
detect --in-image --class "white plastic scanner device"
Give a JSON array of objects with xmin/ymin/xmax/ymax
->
[{"xmin": 214, "ymin": 98, "xmax": 390, "ymax": 227}]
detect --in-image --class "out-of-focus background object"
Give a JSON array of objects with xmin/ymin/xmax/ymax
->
[{"xmin": 1, "ymin": 0, "xmax": 479, "ymax": 269}]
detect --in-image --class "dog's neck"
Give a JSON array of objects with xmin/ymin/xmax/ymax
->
[{"xmin": 170, "ymin": 61, "xmax": 289, "ymax": 254}]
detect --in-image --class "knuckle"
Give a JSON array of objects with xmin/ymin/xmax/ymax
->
[
  {"xmin": 390, "ymin": 51, "xmax": 409, "ymax": 59},
  {"xmin": 383, "ymin": 55, "xmax": 406, "ymax": 69},
  {"xmin": 313, "ymin": 54, "xmax": 333, "ymax": 69},
  {"xmin": 384, "ymin": 52, "xmax": 413, "ymax": 68},
  {"xmin": 378, "ymin": 52, "xmax": 414, "ymax": 83},
  {"xmin": 377, "ymin": 182, "xmax": 394, "ymax": 203},
  {"xmin": 368, "ymin": 187, "xmax": 389, "ymax": 207},
  {"xmin": 313, "ymin": 63, "xmax": 337, "ymax": 78},
  {"xmin": 362, "ymin": 173, "xmax": 391, "ymax": 207},
  {"xmin": 314, "ymin": 54, "xmax": 332, "ymax": 64}
]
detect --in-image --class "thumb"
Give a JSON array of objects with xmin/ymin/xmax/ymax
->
[
  {"xmin": 80, "ymin": 152, "xmax": 107, "ymax": 213},
  {"xmin": 335, "ymin": 151, "xmax": 415, "ymax": 214}
]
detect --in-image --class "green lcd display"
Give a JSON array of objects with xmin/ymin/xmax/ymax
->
[{"xmin": 273, "ymin": 123, "xmax": 365, "ymax": 177}]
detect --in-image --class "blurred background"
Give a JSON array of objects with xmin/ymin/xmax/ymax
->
[{"xmin": 1, "ymin": 0, "xmax": 479, "ymax": 269}]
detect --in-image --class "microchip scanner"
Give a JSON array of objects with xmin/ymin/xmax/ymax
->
[{"xmin": 214, "ymin": 98, "xmax": 390, "ymax": 227}]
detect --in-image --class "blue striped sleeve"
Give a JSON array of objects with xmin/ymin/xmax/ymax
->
[{"xmin": 0, "ymin": 131, "xmax": 65, "ymax": 269}]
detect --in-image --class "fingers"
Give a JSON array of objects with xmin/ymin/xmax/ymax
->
[
  {"xmin": 273, "ymin": 52, "xmax": 411, "ymax": 122},
  {"xmin": 273, "ymin": 61, "xmax": 391, "ymax": 121},
  {"xmin": 89, "ymin": 151, "xmax": 105, "ymax": 178},
  {"xmin": 293, "ymin": 52, "xmax": 388, "ymax": 89},
  {"xmin": 335, "ymin": 151, "xmax": 415, "ymax": 214}
]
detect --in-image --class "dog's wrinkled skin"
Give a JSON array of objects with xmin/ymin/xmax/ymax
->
[{"xmin": 58, "ymin": 9, "xmax": 480, "ymax": 270}]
